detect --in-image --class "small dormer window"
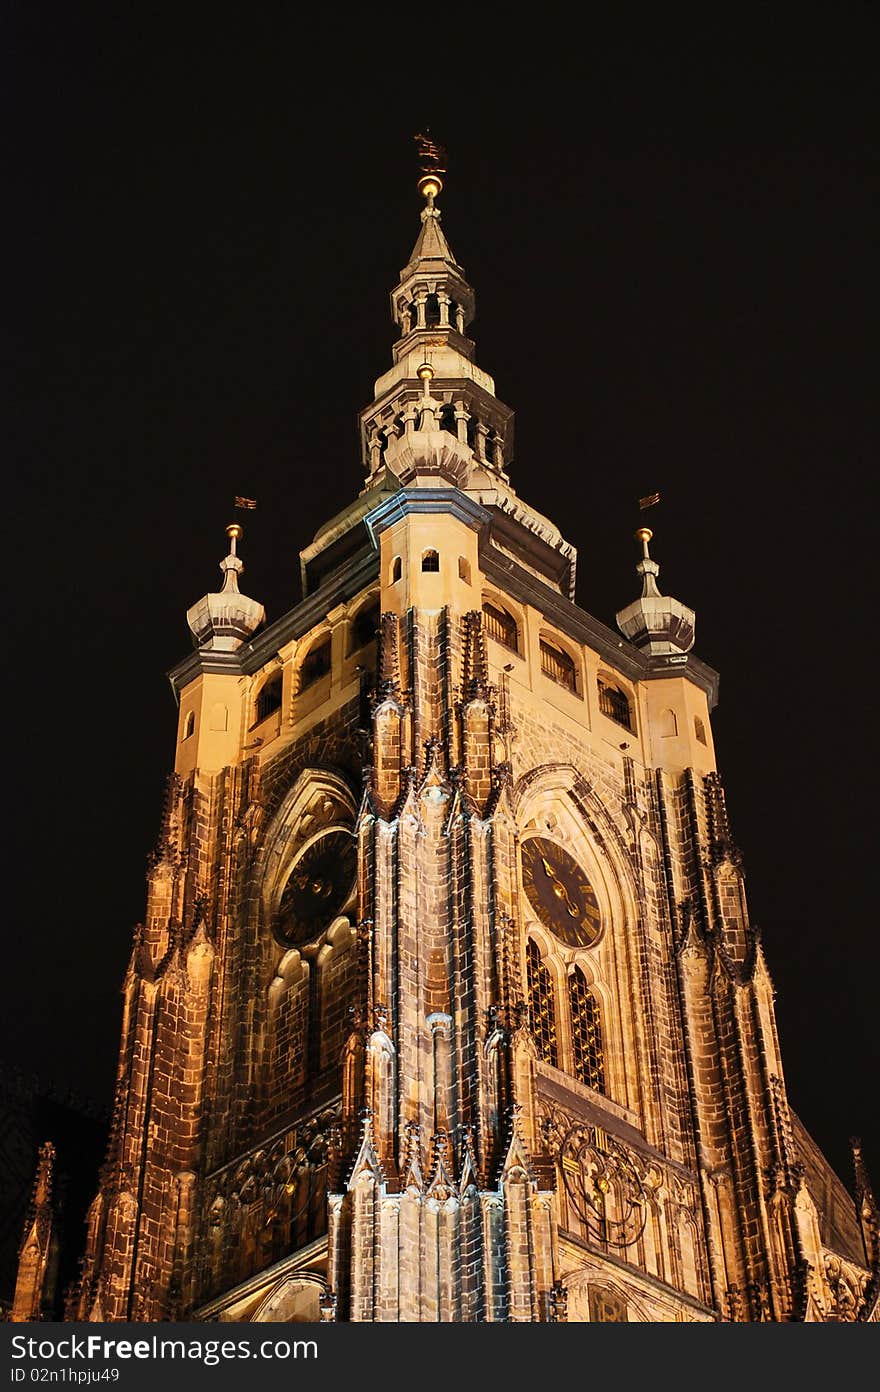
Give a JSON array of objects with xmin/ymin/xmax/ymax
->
[
  {"xmin": 598, "ymin": 677, "xmax": 633, "ymax": 731},
  {"xmin": 422, "ymin": 550, "xmax": 440, "ymax": 573},
  {"xmin": 299, "ymin": 638, "xmax": 331, "ymax": 691},
  {"xmin": 540, "ymin": 639, "xmax": 578, "ymax": 694},
  {"xmin": 254, "ymin": 671, "xmax": 283, "ymax": 726}
]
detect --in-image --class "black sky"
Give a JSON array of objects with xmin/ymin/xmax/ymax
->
[{"xmin": 3, "ymin": 14, "xmax": 877, "ymax": 1194}]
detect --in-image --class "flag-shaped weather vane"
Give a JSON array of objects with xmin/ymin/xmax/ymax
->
[{"xmin": 413, "ymin": 130, "xmax": 448, "ymax": 178}]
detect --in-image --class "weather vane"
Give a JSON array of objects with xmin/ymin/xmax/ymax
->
[{"xmin": 413, "ymin": 130, "xmax": 447, "ymax": 178}]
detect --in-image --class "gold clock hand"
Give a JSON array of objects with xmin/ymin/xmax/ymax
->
[{"xmin": 539, "ymin": 854, "xmax": 580, "ymax": 917}]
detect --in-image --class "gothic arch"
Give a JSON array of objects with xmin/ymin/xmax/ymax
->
[
  {"xmin": 513, "ymin": 764, "xmax": 643, "ymax": 1115},
  {"xmin": 252, "ymin": 768, "xmax": 358, "ymax": 920},
  {"xmin": 251, "ymin": 1272, "xmax": 327, "ymax": 1323}
]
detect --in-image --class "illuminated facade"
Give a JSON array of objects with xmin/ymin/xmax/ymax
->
[{"xmin": 17, "ymin": 172, "xmax": 878, "ymax": 1323}]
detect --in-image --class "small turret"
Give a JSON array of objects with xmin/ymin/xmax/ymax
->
[
  {"xmin": 615, "ymin": 527, "xmax": 695, "ymax": 656},
  {"xmin": 186, "ymin": 523, "xmax": 265, "ymax": 652}
]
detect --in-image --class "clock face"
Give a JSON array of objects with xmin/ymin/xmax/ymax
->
[
  {"xmin": 521, "ymin": 837, "xmax": 602, "ymax": 948},
  {"xmin": 276, "ymin": 829, "xmax": 357, "ymax": 947}
]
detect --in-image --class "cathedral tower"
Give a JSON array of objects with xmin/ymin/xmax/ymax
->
[{"xmin": 58, "ymin": 166, "xmax": 877, "ymax": 1324}]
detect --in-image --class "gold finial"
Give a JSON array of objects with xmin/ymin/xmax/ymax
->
[
  {"xmin": 417, "ymin": 174, "xmax": 443, "ymax": 199},
  {"xmin": 227, "ymin": 523, "xmax": 242, "ymax": 541},
  {"xmin": 417, "ymin": 362, "xmax": 435, "ymax": 383},
  {"xmin": 635, "ymin": 527, "xmax": 653, "ymax": 561},
  {"xmin": 414, "ymin": 130, "xmax": 447, "ymax": 199}
]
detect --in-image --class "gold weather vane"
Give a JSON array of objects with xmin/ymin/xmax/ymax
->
[
  {"xmin": 413, "ymin": 131, "xmax": 448, "ymax": 178},
  {"xmin": 234, "ymin": 495, "xmax": 257, "ymax": 510},
  {"xmin": 638, "ymin": 492, "xmax": 661, "ymax": 510}
]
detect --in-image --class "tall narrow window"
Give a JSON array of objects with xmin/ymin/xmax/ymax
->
[
  {"xmin": 598, "ymin": 678, "xmax": 633, "ymax": 731},
  {"xmin": 570, "ymin": 969, "xmax": 605, "ymax": 1094},
  {"xmin": 299, "ymin": 639, "xmax": 331, "ymax": 691},
  {"xmin": 483, "ymin": 601, "xmax": 519, "ymax": 652},
  {"xmin": 540, "ymin": 639, "xmax": 578, "ymax": 693},
  {"xmin": 422, "ymin": 549, "xmax": 440, "ymax": 572},
  {"xmin": 350, "ymin": 600, "xmax": 379, "ymax": 653},
  {"xmin": 254, "ymin": 672, "xmax": 283, "ymax": 725},
  {"xmin": 182, "ymin": 710, "xmax": 195, "ymax": 740},
  {"xmin": 391, "ymin": 556, "xmax": 402, "ymax": 583},
  {"xmin": 694, "ymin": 716, "xmax": 707, "ymax": 746},
  {"xmin": 527, "ymin": 939, "xmax": 558, "ymax": 1068}
]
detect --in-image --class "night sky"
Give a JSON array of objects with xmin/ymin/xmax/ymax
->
[{"xmin": 3, "ymin": 14, "xmax": 877, "ymax": 1201}]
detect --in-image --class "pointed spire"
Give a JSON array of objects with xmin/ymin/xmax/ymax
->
[
  {"xmin": 616, "ymin": 527, "xmax": 696, "ymax": 656},
  {"xmin": 186, "ymin": 522, "xmax": 266, "ymax": 651},
  {"xmin": 851, "ymin": 1136, "xmax": 879, "ymax": 1267},
  {"xmin": 387, "ymin": 161, "xmax": 476, "ymax": 360},
  {"xmin": 403, "ymin": 172, "xmax": 462, "ymax": 278},
  {"xmin": 11, "ymin": 1142, "xmax": 57, "ymax": 1322}
]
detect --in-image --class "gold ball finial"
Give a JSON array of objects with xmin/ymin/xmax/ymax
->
[
  {"xmin": 635, "ymin": 527, "xmax": 653, "ymax": 544},
  {"xmin": 417, "ymin": 362, "xmax": 435, "ymax": 382},
  {"xmin": 417, "ymin": 173, "xmax": 443, "ymax": 199},
  {"xmin": 227, "ymin": 523, "xmax": 242, "ymax": 541}
]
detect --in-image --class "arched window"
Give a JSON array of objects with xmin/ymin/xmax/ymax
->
[
  {"xmin": 421, "ymin": 549, "xmax": 440, "ymax": 573},
  {"xmin": 391, "ymin": 556, "xmax": 402, "ymax": 583},
  {"xmin": 526, "ymin": 939, "xmax": 558, "ymax": 1068},
  {"xmin": 299, "ymin": 639, "xmax": 331, "ymax": 691},
  {"xmin": 570, "ymin": 970, "xmax": 605, "ymax": 1094},
  {"xmin": 482, "ymin": 600, "xmax": 519, "ymax": 652},
  {"xmin": 182, "ymin": 710, "xmax": 195, "ymax": 740},
  {"xmin": 589, "ymin": 1287, "xmax": 627, "ymax": 1322},
  {"xmin": 425, "ymin": 292, "xmax": 441, "ymax": 327},
  {"xmin": 254, "ymin": 671, "xmax": 283, "ymax": 725},
  {"xmin": 458, "ymin": 557, "xmax": 471, "ymax": 584},
  {"xmin": 598, "ymin": 677, "xmax": 633, "ymax": 731},
  {"xmin": 658, "ymin": 707, "xmax": 678, "ymax": 738},
  {"xmin": 694, "ymin": 715, "xmax": 707, "ymax": 746},
  {"xmin": 349, "ymin": 600, "xmax": 379, "ymax": 653},
  {"xmin": 540, "ymin": 639, "xmax": 578, "ymax": 693}
]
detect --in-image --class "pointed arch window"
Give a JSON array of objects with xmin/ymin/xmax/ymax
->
[
  {"xmin": 570, "ymin": 969, "xmax": 605, "ymax": 1094},
  {"xmin": 526, "ymin": 938, "xmax": 558, "ymax": 1068}
]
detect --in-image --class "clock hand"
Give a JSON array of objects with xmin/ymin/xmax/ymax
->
[{"xmin": 539, "ymin": 854, "xmax": 580, "ymax": 917}]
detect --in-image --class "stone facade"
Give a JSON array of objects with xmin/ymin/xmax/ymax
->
[{"xmin": 16, "ymin": 176, "xmax": 878, "ymax": 1325}]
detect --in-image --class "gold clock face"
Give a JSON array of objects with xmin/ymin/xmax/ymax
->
[
  {"xmin": 521, "ymin": 837, "xmax": 602, "ymax": 948},
  {"xmin": 276, "ymin": 829, "xmax": 357, "ymax": 947}
]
